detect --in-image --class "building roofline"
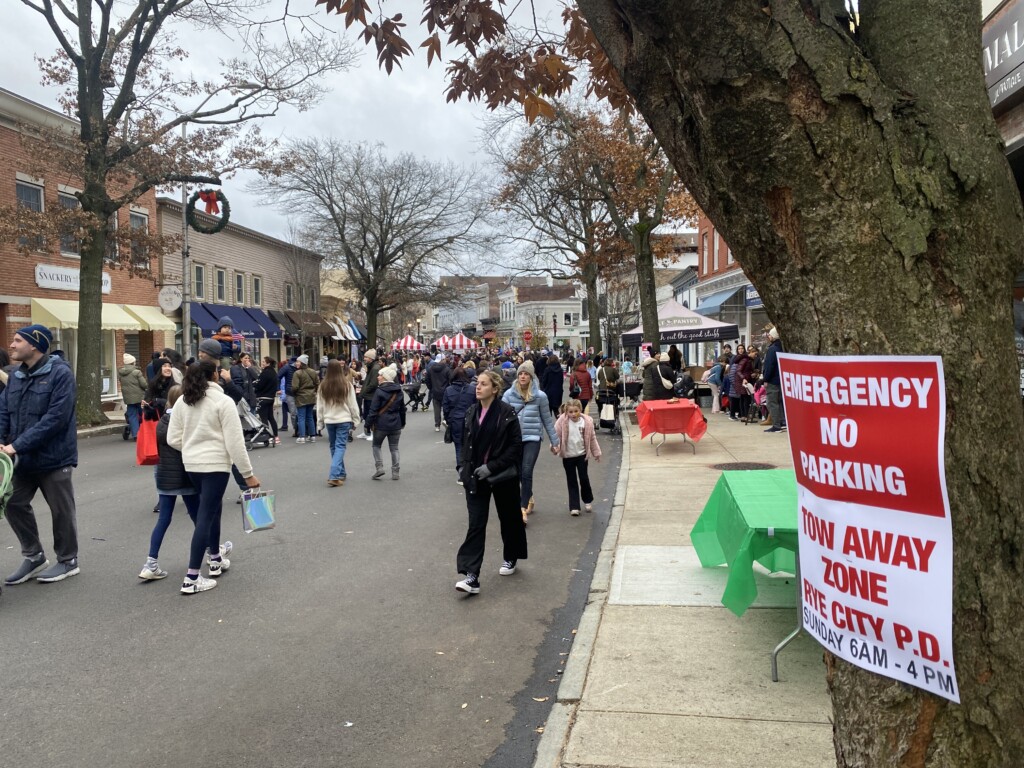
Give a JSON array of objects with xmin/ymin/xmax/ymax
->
[
  {"xmin": 0, "ymin": 87, "xmax": 78, "ymax": 132},
  {"xmin": 157, "ymin": 196, "xmax": 323, "ymax": 262}
]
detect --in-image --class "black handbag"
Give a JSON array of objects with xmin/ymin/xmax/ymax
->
[
  {"xmin": 443, "ymin": 421, "xmax": 453, "ymax": 444},
  {"xmin": 569, "ymin": 375, "xmax": 582, "ymax": 399}
]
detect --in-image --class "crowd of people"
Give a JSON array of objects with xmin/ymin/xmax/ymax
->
[{"xmin": 0, "ymin": 317, "xmax": 784, "ymax": 599}]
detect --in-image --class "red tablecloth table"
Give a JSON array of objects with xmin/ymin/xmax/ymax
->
[{"xmin": 635, "ymin": 399, "xmax": 708, "ymax": 454}]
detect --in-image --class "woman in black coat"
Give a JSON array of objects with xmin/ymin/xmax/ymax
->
[
  {"xmin": 540, "ymin": 354, "xmax": 565, "ymax": 417},
  {"xmin": 455, "ymin": 370, "xmax": 526, "ymax": 595},
  {"xmin": 366, "ymin": 367, "xmax": 407, "ymax": 480}
]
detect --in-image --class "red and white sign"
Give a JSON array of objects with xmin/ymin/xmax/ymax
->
[
  {"xmin": 778, "ymin": 353, "xmax": 958, "ymax": 702},
  {"xmin": 523, "ymin": 330, "xmax": 533, "ymax": 343}
]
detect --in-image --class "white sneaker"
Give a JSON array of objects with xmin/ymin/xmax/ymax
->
[
  {"xmin": 499, "ymin": 560, "xmax": 517, "ymax": 576},
  {"xmin": 296, "ymin": 437, "xmax": 306, "ymax": 444},
  {"xmin": 570, "ymin": 509, "xmax": 581, "ymax": 516},
  {"xmin": 139, "ymin": 563, "xmax": 168, "ymax": 580},
  {"xmin": 584, "ymin": 503, "xmax": 593, "ymax": 513},
  {"xmin": 207, "ymin": 557, "xmax": 231, "ymax": 577},
  {"xmin": 181, "ymin": 574, "xmax": 217, "ymax": 594}
]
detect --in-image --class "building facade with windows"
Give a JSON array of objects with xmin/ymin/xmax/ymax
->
[
  {"xmin": 694, "ymin": 212, "xmax": 771, "ymax": 350},
  {"xmin": 0, "ymin": 87, "xmax": 166, "ymax": 404},
  {"xmin": 156, "ymin": 197, "xmax": 329, "ymax": 363}
]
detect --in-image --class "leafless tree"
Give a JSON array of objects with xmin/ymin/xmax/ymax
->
[
  {"xmin": 257, "ymin": 139, "xmax": 487, "ymax": 345},
  {"xmin": 7, "ymin": 0, "xmax": 357, "ymax": 423}
]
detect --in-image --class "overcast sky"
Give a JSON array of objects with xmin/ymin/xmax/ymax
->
[{"xmin": 3, "ymin": 1, "xmax": 563, "ymax": 241}]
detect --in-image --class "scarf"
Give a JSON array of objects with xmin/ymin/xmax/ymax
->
[{"xmin": 470, "ymin": 399, "xmax": 501, "ymax": 468}]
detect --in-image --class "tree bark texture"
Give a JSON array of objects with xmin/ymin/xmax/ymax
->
[
  {"xmin": 633, "ymin": 229, "xmax": 659, "ymax": 354},
  {"xmin": 577, "ymin": 0, "xmax": 1024, "ymax": 764},
  {"xmin": 584, "ymin": 260, "xmax": 603, "ymax": 353}
]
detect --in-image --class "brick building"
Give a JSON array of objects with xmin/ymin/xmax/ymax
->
[
  {"xmin": 693, "ymin": 212, "xmax": 770, "ymax": 350},
  {"xmin": 155, "ymin": 197, "xmax": 330, "ymax": 365},
  {"xmin": 0, "ymin": 87, "xmax": 167, "ymax": 403}
]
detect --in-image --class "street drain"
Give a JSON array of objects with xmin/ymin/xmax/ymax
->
[{"xmin": 710, "ymin": 462, "xmax": 777, "ymax": 471}]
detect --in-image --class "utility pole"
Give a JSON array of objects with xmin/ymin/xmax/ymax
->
[{"xmin": 180, "ymin": 123, "xmax": 192, "ymax": 360}]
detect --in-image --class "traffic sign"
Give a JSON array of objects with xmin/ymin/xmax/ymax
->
[{"xmin": 523, "ymin": 330, "xmax": 533, "ymax": 343}]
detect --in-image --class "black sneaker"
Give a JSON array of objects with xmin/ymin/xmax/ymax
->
[
  {"xmin": 5, "ymin": 555, "xmax": 49, "ymax": 585},
  {"xmin": 499, "ymin": 560, "xmax": 517, "ymax": 576},
  {"xmin": 455, "ymin": 573, "xmax": 480, "ymax": 594},
  {"xmin": 36, "ymin": 558, "xmax": 80, "ymax": 583}
]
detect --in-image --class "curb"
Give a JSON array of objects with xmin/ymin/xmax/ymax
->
[
  {"xmin": 77, "ymin": 424, "xmax": 126, "ymax": 439},
  {"xmin": 532, "ymin": 415, "xmax": 631, "ymax": 768}
]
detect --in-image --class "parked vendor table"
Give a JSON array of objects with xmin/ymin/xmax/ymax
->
[
  {"xmin": 634, "ymin": 398, "xmax": 707, "ymax": 454},
  {"xmin": 690, "ymin": 469, "xmax": 801, "ymax": 680}
]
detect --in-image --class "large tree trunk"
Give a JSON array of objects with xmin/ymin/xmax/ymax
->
[
  {"xmin": 578, "ymin": 0, "xmax": 1024, "ymax": 763},
  {"xmin": 633, "ymin": 228, "xmax": 659, "ymax": 355},
  {"xmin": 75, "ymin": 217, "xmax": 106, "ymax": 426},
  {"xmin": 583, "ymin": 260, "xmax": 603, "ymax": 353}
]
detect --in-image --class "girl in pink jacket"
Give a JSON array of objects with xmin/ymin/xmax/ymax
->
[{"xmin": 552, "ymin": 399, "xmax": 602, "ymax": 516}]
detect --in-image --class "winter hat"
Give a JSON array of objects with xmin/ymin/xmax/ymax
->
[
  {"xmin": 154, "ymin": 357, "xmax": 172, "ymax": 371},
  {"xmin": 379, "ymin": 366, "xmax": 397, "ymax": 382},
  {"xmin": 123, "ymin": 353, "xmax": 136, "ymax": 365},
  {"xmin": 517, "ymin": 361, "xmax": 535, "ymax": 377},
  {"xmin": 435, "ymin": 353, "xmax": 445, "ymax": 363},
  {"xmin": 297, "ymin": 354, "xmax": 309, "ymax": 366},
  {"xmin": 198, "ymin": 338, "xmax": 222, "ymax": 358},
  {"xmin": 365, "ymin": 349, "xmax": 377, "ymax": 361},
  {"xmin": 217, "ymin": 316, "xmax": 233, "ymax": 331},
  {"xmin": 768, "ymin": 326, "xmax": 779, "ymax": 341},
  {"xmin": 16, "ymin": 324, "xmax": 52, "ymax": 355}
]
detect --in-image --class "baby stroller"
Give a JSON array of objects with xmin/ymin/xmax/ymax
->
[
  {"xmin": 0, "ymin": 452, "xmax": 14, "ymax": 522},
  {"xmin": 239, "ymin": 400, "xmax": 274, "ymax": 450},
  {"xmin": 595, "ymin": 387, "xmax": 622, "ymax": 435},
  {"xmin": 404, "ymin": 380, "xmax": 427, "ymax": 412}
]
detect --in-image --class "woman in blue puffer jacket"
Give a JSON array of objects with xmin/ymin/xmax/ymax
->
[
  {"xmin": 502, "ymin": 361, "xmax": 560, "ymax": 525},
  {"xmin": 442, "ymin": 367, "xmax": 478, "ymax": 481}
]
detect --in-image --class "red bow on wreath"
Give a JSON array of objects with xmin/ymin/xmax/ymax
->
[{"xmin": 198, "ymin": 190, "xmax": 221, "ymax": 215}]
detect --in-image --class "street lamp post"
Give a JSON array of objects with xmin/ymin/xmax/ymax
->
[
  {"xmin": 552, "ymin": 313, "xmax": 558, "ymax": 346},
  {"xmin": 416, "ymin": 317, "xmax": 422, "ymax": 344}
]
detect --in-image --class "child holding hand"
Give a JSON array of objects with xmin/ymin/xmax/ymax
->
[{"xmin": 552, "ymin": 399, "xmax": 602, "ymax": 517}]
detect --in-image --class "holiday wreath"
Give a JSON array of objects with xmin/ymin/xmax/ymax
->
[{"xmin": 186, "ymin": 189, "xmax": 230, "ymax": 235}]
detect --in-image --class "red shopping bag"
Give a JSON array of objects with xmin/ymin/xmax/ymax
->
[{"xmin": 136, "ymin": 418, "xmax": 159, "ymax": 466}]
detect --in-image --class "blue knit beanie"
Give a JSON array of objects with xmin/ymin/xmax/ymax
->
[{"xmin": 16, "ymin": 324, "xmax": 52, "ymax": 354}]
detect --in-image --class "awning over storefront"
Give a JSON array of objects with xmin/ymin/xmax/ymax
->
[
  {"xmin": 326, "ymin": 319, "xmax": 345, "ymax": 341},
  {"xmin": 334, "ymin": 317, "xmax": 357, "ymax": 341},
  {"xmin": 695, "ymin": 287, "xmax": 743, "ymax": 317},
  {"xmin": 244, "ymin": 307, "xmax": 282, "ymax": 340},
  {"xmin": 268, "ymin": 309, "xmax": 300, "ymax": 335},
  {"xmin": 189, "ymin": 302, "xmax": 220, "ymax": 335},
  {"xmin": 620, "ymin": 299, "xmax": 738, "ymax": 346},
  {"xmin": 482, "ymin": 330, "xmax": 497, "ymax": 340},
  {"xmin": 286, "ymin": 310, "xmax": 336, "ymax": 337},
  {"xmin": 123, "ymin": 304, "xmax": 176, "ymax": 331},
  {"xmin": 32, "ymin": 298, "xmax": 142, "ymax": 331},
  {"xmin": 201, "ymin": 303, "xmax": 264, "ymax": 338},
  {"xmin": 349, "ymin": 321, "xmax": 365, "ymax": 340}
]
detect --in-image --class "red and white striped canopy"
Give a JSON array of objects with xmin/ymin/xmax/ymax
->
[
  {"xmin": 433, "ymin": 334, "xmax": 453, "ymax": 349},
  {"xmin": 391, "ymin": 335, "xmax": 425, "ymax": 351},
  {"xmin": 449, "ymin": 332, "xmax": 478, "ymax": 350}
]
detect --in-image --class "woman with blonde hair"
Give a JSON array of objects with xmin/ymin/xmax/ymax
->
[
  {"xmin": 317, "ymin": 359, "xmax": 360, "ymax": 486},
  {"xmin": 502, "ymin": 361, "xmax": 559, "ymax": 525},
  {"xmin": 456, "ymin": 370, "xmax": 526, "ymax": 594}
]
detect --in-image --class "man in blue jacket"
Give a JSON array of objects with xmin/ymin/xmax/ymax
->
[{"xmin": 0, "ymin": 324, "xmax": 80, "ymax": 585}]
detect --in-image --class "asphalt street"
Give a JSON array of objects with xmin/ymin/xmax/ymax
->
[{"xmin": 0, "ymin": 402, "xmax": 621, "ymax": 768}]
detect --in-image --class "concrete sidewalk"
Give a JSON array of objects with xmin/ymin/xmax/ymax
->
[{"xmin": 534, "ymin": 411, "xmax": 835, "ymax": 768}]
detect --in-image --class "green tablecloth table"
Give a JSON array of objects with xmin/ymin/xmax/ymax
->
[{"xmin": 690, "ymin": 469, "xmax": 799, "ymax": 617}]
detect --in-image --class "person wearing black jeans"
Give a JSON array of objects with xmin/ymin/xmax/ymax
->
[
  {"xmin": 254, "ymin": 356, "xmax": 280, "ymax": 443},
  {"xmin": 455, "ymin": 371, "xmax": 526, "ymax": 595}
]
